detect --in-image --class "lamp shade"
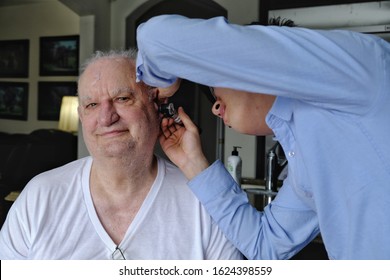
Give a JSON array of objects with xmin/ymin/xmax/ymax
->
[{"xmin": 58, "ymin": 96, "xmax": 79, "ymax": 133}]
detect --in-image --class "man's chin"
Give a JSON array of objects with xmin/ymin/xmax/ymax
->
[{"xmin": 97, "ymin": 142, "xmax": 136, "ymax": 157}]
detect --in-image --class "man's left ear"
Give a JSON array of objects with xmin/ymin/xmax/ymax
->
[{"xmin": 146, "ymin": 86, "xmax": 159, "ymax": 101}]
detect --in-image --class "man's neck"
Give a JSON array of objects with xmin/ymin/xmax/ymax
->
[
  {"xmin": 92, "ymin": 155, "xmax": 157, "ymax": 190},
  {"xmin": 89, "ymin": 155, "xmax": 158, "ymax": 245}
]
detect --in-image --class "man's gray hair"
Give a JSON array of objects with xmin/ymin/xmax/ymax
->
[{"xmin": 79, "ymin": 48, "xmax": 138, "ymax": 78}]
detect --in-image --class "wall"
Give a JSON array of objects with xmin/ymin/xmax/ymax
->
[
  {"xmin": 268, "ymin": 1, "xmax": 390, "ymax": 29},
  {"xmin": 0, "ymin": 1, "xmax": 79, "ymax": 134},
  {"xmin": 110, "ymin": 0, "xmax": 259, "ymax": 49}
]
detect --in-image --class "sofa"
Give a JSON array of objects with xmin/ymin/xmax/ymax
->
[{"xmin": 0, "ymin": 129, "xmax": 77, "ymax": 226}]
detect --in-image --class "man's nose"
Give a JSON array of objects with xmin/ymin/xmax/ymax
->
[
  {"xmin": 98, "ymin": 102, "xmax": 119, "ymax": 125},
  {"xmin": 211, "ymin": 101, "xmax": 222, "ymax": 118}
]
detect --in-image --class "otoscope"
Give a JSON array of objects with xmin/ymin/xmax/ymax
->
[
  {"xmin": 158, "ymin": 103, "xmax": 182, "ymax": 124},
  {"xmin": 158, "ymin": 102, "xmax": 203, "ymax": 134}
]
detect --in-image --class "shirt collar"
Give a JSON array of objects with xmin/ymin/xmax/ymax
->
[{"xmin": 266, "ymin": 96, "xmax": 294, "ymax": 124}]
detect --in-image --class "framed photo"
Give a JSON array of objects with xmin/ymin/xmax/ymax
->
[
  {"xmin": 39, "ymin": 35, "xmax": 79, "ymax": 76},
  {"xmin": 0, "ymin": 82, "xmax": 29, "ymax": 120},
  {"xmin": 0, "ymin": 40, "xmax": 29, "ymax": 78},
  {"xmin": 38, "ymin": 81, "xmax": 77, "ymax": 121}
]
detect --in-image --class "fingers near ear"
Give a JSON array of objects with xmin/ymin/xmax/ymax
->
[
  {"xmin": 177, "ymin": 107, "xmax": 197, "ymax": 132},
  {"xmin": 160, "ymin": 118, "xmax": 171, "ymax": 138}
]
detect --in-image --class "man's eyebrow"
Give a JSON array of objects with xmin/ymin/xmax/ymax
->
[
  {"xmin": 78, "ymin": 87, "xmax": 137, "ymax": 102},
  {"xmin": 79, "ymin": 95, "xmax": 92, "ymax": 102},
  {"xmin": 111, "ymin": 87, "xmax": 136, "ymax": 96}
]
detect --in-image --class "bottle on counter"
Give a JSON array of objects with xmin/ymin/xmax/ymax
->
[{"xmin": 227, "ymin": 146, "xmax": 242, "ymax": 187}]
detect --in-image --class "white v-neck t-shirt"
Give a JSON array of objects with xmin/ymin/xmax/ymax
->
[{"xmin": 0, "ymin": 156, "xmax": 243, "ymax": 260}]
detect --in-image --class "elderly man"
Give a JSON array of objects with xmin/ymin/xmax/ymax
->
[{"xmin": 0, "ymin": 50, "xmax": 243, "ymax": 260}]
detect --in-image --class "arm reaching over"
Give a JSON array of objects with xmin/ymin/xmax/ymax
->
[{"xmin": 159, "ymin": 107, "xmax": 209, "ymax": 179}]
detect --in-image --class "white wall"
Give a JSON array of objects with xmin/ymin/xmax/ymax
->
[
  {"xmin": 269, "ymin": 1, "xmax": 390, "ymax": 29},
  {"xmin": 0, "ymin": 1, "xmax": 79, "ymax": 134},
  {"xmin": 214, "ymin": 0, "xmax": 259, "ymax": 24}
]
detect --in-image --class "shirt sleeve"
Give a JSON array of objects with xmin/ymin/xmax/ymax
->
[
  {"xmin": 136, "ymin": 14, "xmax": 384, "ymax": 113},
  {"xmin": 188, "ymin": 160, "xmax": 319, "ymax": 260}
]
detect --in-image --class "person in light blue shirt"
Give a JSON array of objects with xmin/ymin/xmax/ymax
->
[{"xmin": 135, "ymin": 14, "xmax": 390, "ymax": 259}]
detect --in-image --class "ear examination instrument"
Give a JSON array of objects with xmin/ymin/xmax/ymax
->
[{"xmin": 159, "ymin": 103, "xmax": 182, "ymax": 124}]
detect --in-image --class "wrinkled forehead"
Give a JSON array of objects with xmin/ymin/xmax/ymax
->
[{"xmin": 78, "ymin": 58, "xmax": 140, "ymax": 95}]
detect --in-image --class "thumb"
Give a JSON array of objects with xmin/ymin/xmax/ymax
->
[{"xmin": 177, "ymin": 107, "xmax": 198, "ymax": 132}]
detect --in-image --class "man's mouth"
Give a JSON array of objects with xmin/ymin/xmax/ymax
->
[{"xmin": 99, "ymin": 129, "xmax": 128, "ymax": 137}]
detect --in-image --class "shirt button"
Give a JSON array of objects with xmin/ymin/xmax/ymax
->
[{"xmin": 288, "ymin": 151, "xmax": 295, "ymax": 157}]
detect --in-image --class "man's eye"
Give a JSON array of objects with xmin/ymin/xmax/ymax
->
[
  {"xmin": 117, "ymin": 97, "xmax": 129, "ymax": 102},
  {"xmin": 116, "ymin": 96, "xmax": 134, "ymax": 103},
  {"xmin": 86, "ymin": 103, "xmax": 97, "ymax": 109}
]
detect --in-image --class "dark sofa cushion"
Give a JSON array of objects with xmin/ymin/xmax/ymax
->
[{"xmin": 0, "ymin": 129, "xmax": 77, "ymax": 194}]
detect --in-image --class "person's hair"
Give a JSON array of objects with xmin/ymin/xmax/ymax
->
[
  {"xmin": 268, "ymin": 16, "xmax": 296, "ymax": 27},
  {"xmin": 79, "ymin": 48, "xmax": 138, "ymax": 77},
  {"xmin": 247, "ymin": 17, "xmax": 296, "ymax": 27}
]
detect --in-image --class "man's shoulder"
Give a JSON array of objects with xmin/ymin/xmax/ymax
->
[
  {"xmin": 33, "ymin": 156, "xmax": 90, "ymax": 180},
  {"xmin": 24, "ymin": 157, "xmax": 90, "ymax": 192}
]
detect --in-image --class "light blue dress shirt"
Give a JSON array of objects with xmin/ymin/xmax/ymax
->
[{"xmin": 136, "ymin": 15, "xmax": 390, "ymax": 259}]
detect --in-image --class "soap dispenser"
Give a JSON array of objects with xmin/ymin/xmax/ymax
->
[{"xmin": 227, "ymin": 146, "xmax": 242, "ymax": 187}]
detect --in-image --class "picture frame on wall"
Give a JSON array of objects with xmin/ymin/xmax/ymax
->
[
  {"xmin": 0, "ymin": 82, "xmax": 29, "ymax": 121},
  {"xmin": 38, "ymin": 81, "xmax": 77, "ymax": 121},
  {"xmin": 39, "ymin": 35, "xmax": 79, "ymax": 76},
  {"xmin": 0, "ymin": 39, "xmax": 29, "ymax": 78}
]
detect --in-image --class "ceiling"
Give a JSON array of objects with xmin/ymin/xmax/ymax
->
[{"xmin": 0, "ymin": 0, "xmax": 55, "ymax": 7}]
